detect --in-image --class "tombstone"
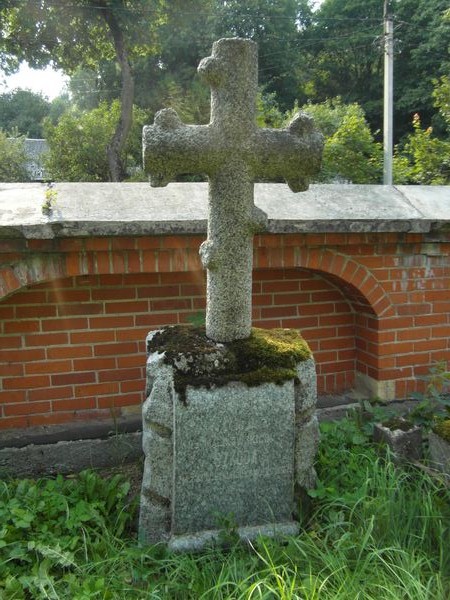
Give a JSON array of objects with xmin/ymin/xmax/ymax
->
[{"xmin": 139, "ymin": 38, "xmax": 323, "ymax": 550}]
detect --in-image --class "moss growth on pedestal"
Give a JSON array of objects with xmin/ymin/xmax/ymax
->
[{"xmin": 148, "ymin": 325, "xmax": 311, "ymax": 403}]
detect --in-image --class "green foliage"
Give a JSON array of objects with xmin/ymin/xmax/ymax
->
[
  {"xmin": 256, "ymin": 91, "xmax": 285, "ymax": 128},
  {"xmin": 433, "ymin": 75, "xmax": 450, "ymax": 130},
  {"xmin": 2, "ymin": 421, "xmax": 450, "ymax": 598},
  {"xmin": 213, "ymin": 0, "xmax": 313, "ymax": 110},
  {"xmin": 0, "ymin": 130, "xmax": 30, "ymax": 182},
  {"xmin": 300, "ymin": 0, "xmax": 384, "ymax": 129},
  {"xmin": 47, "ymin": 94, "xmax": 72, "ymax": 126},
  {"xmin": 296, "ymin": 99, "xmax": 382, "ymax": 183},
  {"xmin": 0, "ymin": 1, "xmax": 161, "ymax": 73},
  {"xmin": 308, "ymin": 418, "xmax": 375, "ymax": 504},
  {"xmin": 409, "ymin": 362, "xmax": 450, "ymax": 428},
  {"xmin": 0, "ymin": 470, "xmax": 134, "ymax": 599},
  {"xmin": 1, "ymin": 422, "xmax": 450, "ymax": 598},
  {"xmin": 434, "ymin": 418, "xmax": 450, "ymax": 443},
  {"xmin": 145, "ymin": 75, "xmax": 211, "ymax": 125},
  {"xmin": 44, "ymin": 101, "xmax": 148, "ymax": 181},
  {"xmin": 393, "ymin": 0, "xmax": 450, "ymax": 138},
  {"xmin": 394, "ymin": 113, "xmax": 450, "ymax": 185},
  {"xmin": 303, "ymin": 0, "xmax": 450, "ymax": 141},
  {"xmin": 0, "ymin": 89, "xmax": 51, "ymax": 138},
  {"xmin": 42, "ymin": 183, "xmax": 58, "ymax": 215}
]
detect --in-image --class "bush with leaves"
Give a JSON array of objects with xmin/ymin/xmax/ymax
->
[
  {"xmin": 290, "ymin": 99, "xmax": 382, "ymax": 184},
  {"xmin": 44, "ymin": 101, "xmax": 148, "ymax": 182},
  {"xmin": 0, "ymin": 90, "xmax": 51, "ymax": 139},
  {"xmin": 0, "ymin": 130, "xmax": 30, "ymax": 182},
  {"xmin": 394, "ymin": 113, "xmax": 450, "ymax": 185}
]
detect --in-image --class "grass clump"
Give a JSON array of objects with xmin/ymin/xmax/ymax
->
[{"xmin": 1, "ymin": 418, "xmax": 449, "ymax": 599}]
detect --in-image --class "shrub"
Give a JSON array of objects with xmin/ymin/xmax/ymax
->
[
  {"xmin": 44, "ymin": 101, "xmax": 148, "ymax": 181},
  {"xmin": 295, "ymin": 99, "xmax": 382, "ymax": 183},
  {"xmin": 0, "ymin": 130, "xmax": 30, "ymax": 182},
  {"xmin": 394, "ymin": 113, "xmax": 450, "ymax": 184}
]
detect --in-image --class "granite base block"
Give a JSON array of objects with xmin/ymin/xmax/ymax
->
[{"xmin": 139, "ymin": 341, "xmax": 318, "ymax": 550}]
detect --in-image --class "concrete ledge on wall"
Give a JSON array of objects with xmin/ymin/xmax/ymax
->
[
  {"xmin": 0, "ymin": 432, "xmax": 143, "ymax": 479},
  {"xmin": 1, "ymin": 183, "xmax": 450, "ymax": 238},
  {"xmin": 0, "ymin": 416, "xmax": 143, "ymax": 479},
  {"xmin": 1, "ymin": 182, "xmax": 449, "ymax": 455}
]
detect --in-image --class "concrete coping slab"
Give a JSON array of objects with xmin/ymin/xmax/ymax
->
[{"xmin": 0, "ymin": 183, "xmax": 449, "ymax": 238}]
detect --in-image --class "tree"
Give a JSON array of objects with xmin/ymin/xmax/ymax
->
[
  {"xmin": 433, "ymin": 76, "xmax": 450, "ymax": 129},
  {"xmin": 299, "ymin": 0, "xmax": 450, "ymax": 143},
  {"xmin": 393, "ymin": 74, "xmax": 450, "ymax": 185},
  {"xmin": 213, "ymin": 0, "xmax": 314, "ymax": 110},
  {"xmin": 0, "ymin": 0, "xmax": 165, "ymax": 181},
  {"xmin": 0, "ymin": 130, "xmax": 30, "ymax": 182},
  {"xmin": 393, "ymin": 114, "xmax": 450, "ymax": 184},
  {"xmin": 0, "ymin": 90, "xmax": 50, "ymax": 138},
  {"xmin": 299, "ymin": 0, "xmax": 384, "ymax": 130},
  {"xmin": 44, "ymin": 101, "xmax": 148, "ymax": 182},
  {"xmin": 95, "ymin": 0, "xmax": 314, "ymax": 120},
  {"xmin": 393, "ymin": 0, "xmax": 450, "ymax": 138}
]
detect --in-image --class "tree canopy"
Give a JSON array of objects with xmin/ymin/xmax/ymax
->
[
  {"xmin": 0, "ymin": 89, "xmax": 50, "ymax": 138},
  {"xmin": 0, "ymin": 0, "xmax": 166, "ymax": 180},
  {"xmin": 1, "ymin": 0, "xmax": 449, "ymax": 183}
]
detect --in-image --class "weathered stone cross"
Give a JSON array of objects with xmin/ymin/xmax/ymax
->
[{"xmin": 144, "ymin": 38, "xmax": 322, "ymax": 342}]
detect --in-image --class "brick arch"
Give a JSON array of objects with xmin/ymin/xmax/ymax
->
[
  {"xmin": 1, "ymin": 256, "xmax": 66, "ymax": 300},
  {"xmin": 0, "ymin": 238, "xmax": 204, "ymax": 301},
  {"xmin": 301, "ymin": 249, "xmax": 395, "ymax": 318},
  {"xmin": 253, "ymin": 245, "xmax": 395, "ymax": 318},
  {"xmin": 2, "ymin": 242, "xmax": 395, "ymax": 321},
  {"xmin": 253, "ymin": 244, "xmax": 396, "ymax": 397}
]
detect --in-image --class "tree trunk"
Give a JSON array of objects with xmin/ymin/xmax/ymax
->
[{"xmin": 98, "ymin": 2, "xmax": 134, "ymax": 181}]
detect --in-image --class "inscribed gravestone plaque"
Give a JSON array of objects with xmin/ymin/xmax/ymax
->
[{"xmin": 173, "ymin": 381, "xmax": 295, "ymax": 534}]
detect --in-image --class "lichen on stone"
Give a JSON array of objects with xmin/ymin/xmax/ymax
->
[{"xmin": 148, "ymin": 325, "xmax": 311, "ymax": 403}]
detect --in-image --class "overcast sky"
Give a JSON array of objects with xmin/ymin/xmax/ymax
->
[{"xmin": 0, "ymin": 63, "xmax": 68, "ymax": 100}]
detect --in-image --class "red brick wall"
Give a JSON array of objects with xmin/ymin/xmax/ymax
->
[{"xmin": 1, "ymin": 231, "xmax": 449, "ymax": 430}]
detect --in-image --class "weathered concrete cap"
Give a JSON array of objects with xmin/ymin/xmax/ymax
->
[{"xmin": 0, "ymin": 182, "xmax": 449, "ymax": 238}]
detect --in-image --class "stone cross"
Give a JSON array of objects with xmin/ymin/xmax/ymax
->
[{"xmin": 144, "ymin": 38, "xmax": 323, "ymax": 342}]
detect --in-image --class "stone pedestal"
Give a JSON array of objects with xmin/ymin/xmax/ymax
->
[
  {"xmin": 428, "ymin": 431, "xmax": 450, "ymax": 475},
  {"xmin": 139, "ymin": 326, "xmax": 318, "ymax": 551},
  {"xmin": 373, "ymin": 419, "xmax": 422, "ymax": 464}
]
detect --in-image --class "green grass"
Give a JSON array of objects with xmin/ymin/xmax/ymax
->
[{"xmin": 1, "ymin": 418, "xmax": 449, "ymax": 599}]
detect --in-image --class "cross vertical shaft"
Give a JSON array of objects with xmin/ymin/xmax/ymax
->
[{"xmin": 198, "ymin": 39, "xmax": 259, "ymax": 341}]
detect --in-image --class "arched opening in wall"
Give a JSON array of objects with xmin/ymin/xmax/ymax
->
[
  {"xmin": 1, "ymin": 264, "xmax": 382, "ymax": 430},
  {"xmin": 0, "ymin": 271, "xmax": 206, "ymax": 430},
  {"xmin": 252, "ymin": 267, "xmax": 378, "ymax": 398}
]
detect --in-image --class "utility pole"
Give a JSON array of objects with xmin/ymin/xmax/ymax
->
[{"xmin": 383, "ymin": 0, "xmax": 394, "ymax": 185}]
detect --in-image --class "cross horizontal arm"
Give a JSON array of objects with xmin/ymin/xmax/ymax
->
[
  {"xmin": 250, "ymin": 113, "xmax": 323, "ymax": 192},
  {"xmin": 143, "ymin": 109, "xmax": 213, "ymax": 187}
]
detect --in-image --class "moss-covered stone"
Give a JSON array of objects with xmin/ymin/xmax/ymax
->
[
  {"xmin": 381, "ymin": 416, "xmax": 415, "ymax": 432},
  {"xmin": 433, "ymin": 418, "xmax": 450, "ymax": 443},
  {"xmin": 148, "ymin": 325, "xmax": 311, "ymax": 403}
]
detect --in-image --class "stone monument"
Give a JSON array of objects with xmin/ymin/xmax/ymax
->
[{"xmin": 139, "ymin": 38, "xmax": 323, "ymax": 550}]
